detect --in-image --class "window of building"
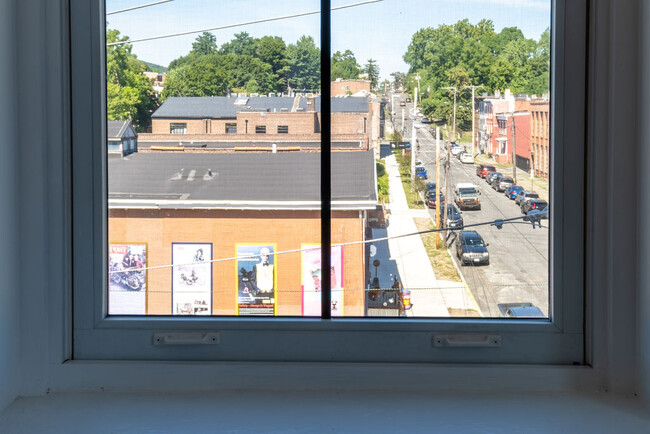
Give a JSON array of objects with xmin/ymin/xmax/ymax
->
[
  {"xmin": 255, "ymin": 125, "xmax": 266, "ymax": 134},
  {"xmin": 70, "ymin": 0, "xmax": 587, "ymax": 364},
  {"xmin": 226, "ymin": 123, "xmax": 237, "ymax": 134},
  {"xmin": 170, "ymin": 123, "xmax": 187, "ymax": 134},
  {"xmin": 497, "ymin": 139, "xmax": 508, "ymax": 155},
  {"xmin": 277, "ymin": 125, "xmax": 289, "ymax": 134}
]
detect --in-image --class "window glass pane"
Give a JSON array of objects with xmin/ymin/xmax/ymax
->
[
  {"xmin": 106, "ymin": 0, "xmax": 321, "ymax": 316},
  {"xmin": 332, "ymin": 0, "xmax": 551, "ymax": 318}
]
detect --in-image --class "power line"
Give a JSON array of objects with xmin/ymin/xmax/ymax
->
[
  {"xmin": 107, "ymin": 0, "xmax": 174, "ymax": 16},
  {"xmin": 106, "ymin": 0, "xmax": 384, "ymax": 46},
  {"xmin": 110, "ymin": 212, "xmax": 548, "ymax": 274}
]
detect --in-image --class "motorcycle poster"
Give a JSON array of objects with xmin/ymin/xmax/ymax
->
[
  {"xmin": 236, "ymin": 244, "xmax": 276, "ymax": 316},
  {"xmin": 172, "ymin": 243, "xmax": 212, "ymax": 315},
  {"xmin": 301, "ymin": 244, "xmax": 343, "ymax": 317},
  {"xmin": 108, "ymin": 243, "xmax": 147, "ymax": 315}
]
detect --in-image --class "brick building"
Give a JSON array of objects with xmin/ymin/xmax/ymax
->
[
  {"xmin": 107, "ymin": 120, "xmax": 137, "ymax": 156},
  {"xmin": 522, "ymin": 100, "xmax": 550, "ymax": 179},
  {"xmin": 139, "ymin": 95, "xmax": 379, "ymax": 151},
  {"xmin": 331, "ymin": 79, "xmax": 371, "ymax": 96},
  {"xmin": 107, "ymin": 150, "xmax": 377, "ymax": 317}
]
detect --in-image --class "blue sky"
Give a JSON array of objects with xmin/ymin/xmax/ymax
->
[{"xmin": 107, "ymin": 0, "xmax": 550, "ymax": 80}]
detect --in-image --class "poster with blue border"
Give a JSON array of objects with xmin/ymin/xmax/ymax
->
[{"xmin": 236, "ymin": 244, "xmax": 277, "ymax": 316}]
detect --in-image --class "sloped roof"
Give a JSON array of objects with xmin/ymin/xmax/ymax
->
[
  {"xmin": 152, "ymin": 96, "xmax": 302, "ymax": 119},
  {"xmin": 315, "ymin": 96, "xmax": 369, "ymax": 113},
  {"xmin": 152, "ymin": 96, "xmax": 370, "ymax": 119},
  {"xmin": 108, "ymin": 150, "xmax": 377, "ymax": 209},
  {"xmin": 107, "ymin": 120, "xmax": 135, "ymax": 139}
]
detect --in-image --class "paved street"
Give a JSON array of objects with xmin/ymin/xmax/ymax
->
[{"xmin": 413, "ymin": 121, "xmax": 550, "ymax": 317}]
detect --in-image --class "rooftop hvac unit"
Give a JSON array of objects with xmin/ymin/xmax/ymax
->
[
  {"xmin": 250, "ymin": 93, "xmax": 259, "ymax": 97},
  {"xmin": 306, "ymin": 93, "xmax": 314, "ymax": 97},
  {"xmin": 268, "ymin": 92, "xmax": 276, "ymax": 97},
  {"xmin": 280, "ymin": 108, "xmax": 289, "ymax": 112}
]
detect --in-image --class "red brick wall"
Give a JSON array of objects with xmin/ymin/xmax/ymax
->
[
  {"xmin": 331, "ymin": 80, "xmax": 371, "ymax": 96},
  {"xmin": 108, "ymin": 209, "xmax": 366, "ymax": 316}
]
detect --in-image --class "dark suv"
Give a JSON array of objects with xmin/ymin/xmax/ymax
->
[
  {"xmin": 440, "ymin": 204, "xmax": 463, "ymax": 228},
  {"xmin": 476, "ymin": 164, "xmax": 496, "ymax": 178},
  {"xmin": 455, "ymin": 230, "xmax": 490, "ymax": 265}
]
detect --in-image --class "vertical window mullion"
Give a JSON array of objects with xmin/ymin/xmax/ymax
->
[{"xmin": 320, "ymin": 0, "xmax": 331, "ymax": 319}]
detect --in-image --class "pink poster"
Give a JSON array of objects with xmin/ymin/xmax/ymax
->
[{"xmin": 301, "ymin": 244, "xmax": 343, "ymax": 317}]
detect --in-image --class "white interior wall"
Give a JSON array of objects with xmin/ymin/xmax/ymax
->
[
  {"xmin": 0, "ymin": 0, "xmax": 20, "ymax": 412},
  {"xmin": 0, "ymin": 0, "xmax": 649, "ymax": 419}
]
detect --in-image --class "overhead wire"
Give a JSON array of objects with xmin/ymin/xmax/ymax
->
[
  {"xmin": 107, "ymin": 0, "xmax": 174, "ymax": 15},
  {"xmin": 106, "ymin": 0, "xmax": 384, "ymax": 46},
  {"xmin": 110, "ymin": 211, "xmax": 548, "ymax": 274}
]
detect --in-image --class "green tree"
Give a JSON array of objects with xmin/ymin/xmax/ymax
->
[
  {"xmin": 390, "ymin": 71, "xmax": 406, "ymax": 90},
  {"xmin": 106, "ymin": 29, "xmax": 157, "ymax": 131},
  {"xmin": 219, "ymin": 32, "xmax": 258, "ymax": 56},
  {"xmin": 331, "ymin": 50, "xmax": 361, "ymax": 80},
  {"xmin": 364, "ymin": 58, "xmax": 380, "ymax": 90},
  {"xmin": 286, "ymin": 36, "xmax": 321, "ymax": 91},
  {"xmin": 191, "ymin": 31, "xmax": 217, "ymax": 56},
  {"xmin": 256, "ymin": 36, "xmax": 289, "ymax": 92}
]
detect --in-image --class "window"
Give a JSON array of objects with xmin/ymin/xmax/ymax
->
[
  {"xmin": 170, "ymin": 123, "xmax": 186, "ymax": 134},
  {"xmin": 255, "ymin": 125, "xmax": 266, "ymax": 134},
  {"xmin": 71, "ymin": 0, "xmax": 587, "ymax": 364},
  {"xmin": 225, "ymin": 123, "xmax": 237, "ymax": 134},
  {"xmin": 497, "ymin": 138, "xmax": 508, "ymax": 155},
  {"xmin": 277, "ymin": 125, "xmax": 289, "ymax": 134}
]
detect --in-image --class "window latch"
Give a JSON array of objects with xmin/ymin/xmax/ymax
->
[
  {"xmin": 432, "ymin": 334, "xmax": 501, "ymax": 348},
  {"xmin": 153, "ymin": 332, "xmax": 220, "ymax": 346}
]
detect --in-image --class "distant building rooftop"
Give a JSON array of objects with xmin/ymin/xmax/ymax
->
[{"xmin": 108, "ymin": 150, "xmax": 377, "ymax": 209}]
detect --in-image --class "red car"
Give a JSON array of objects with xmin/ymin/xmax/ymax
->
[{"xmin": 476, "ymin": 164, "xmax": 496, "ymax": 178}]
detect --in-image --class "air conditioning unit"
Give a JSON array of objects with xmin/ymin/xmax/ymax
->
[{"xmin": 250, "ymin": 93, "xmax": 259, "ymax": 97}]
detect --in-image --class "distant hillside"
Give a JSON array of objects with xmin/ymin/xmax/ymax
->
[{"xmin": 142, "ymin": 61, "xmax": 167, "ymax": 73}]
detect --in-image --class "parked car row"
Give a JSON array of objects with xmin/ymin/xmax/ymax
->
[{"xmin": 475, "ymin": 163, "xmax": 549, "ymax": 216}]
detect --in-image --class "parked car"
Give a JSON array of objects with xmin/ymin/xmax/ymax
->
[
  {"xmin": 485, "ymin": 171, "xmax": 502, "ymax": 185},
  {"xmin": 427, "ymin": 192, "xmax": 445, "ymax": 209},
  {"xmin": 421, "ymin": 117, "xmax": 430, "ymax": 123},
  {"xmin": 497, "ymin": 302, "xmax": 545, "ymax": 318},
  {"xmin": 455, "ymin": 230, "xmax": 490, "ymax": 265},
  {"xmin": 459, "ymin": 152, "xmax": 474, "ymax": 164},
  {"xmin": 476, "ymin": 164, "xmax": 496, "ymax": 178},
  {"xmin": 493, "ymin": 176, "xmax": 514, "ymax": 192},
  {"xmin": 399, "ymin": 100, "xmax": 406, "ymax": 106},
  {"xmin": 451, "ymin": 145, "xmax": 464, "ymax": 156},
  {"xmin": 515, "ymin": 190, "xmax": 540, "ymax": 206},
  {"xmin": 424, "ymin": 183, "xmax": 437, "ymax": 200},
  {"xmin": 415, "ymin": 165, "xmax": 427, "ymax": 179},
  {"xmin": 455, "ymin": 186, "xmax": 481, "ymax": 210},
  {"xmin": 406, "ymin": 97, "xmax": 411, "ymax": 102},
  {"xmin": 521, "ymin": 199, "xmax": 548, "ymax": 215},
  {"xmin": 505, "ymin": 185, "xmax": 524, "ymax": 199},
  {"xmin": 489, "ymin": 173, "xmax": 504, "ymax": 187},
  {"xmin": 440, "ymin": 204, "xmax": 464, "ymax": 228}
]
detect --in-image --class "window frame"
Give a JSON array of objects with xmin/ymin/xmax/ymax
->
[
  {"xmin": 170, "ymin": 122, "xmax": 187, "ymax": 134},
  {"xmin": 255, "ymin": 125, "xmax": 266, "ymax": 134},
  {"xmin": 72, "ymin": 0, "xmax": 587, "ymax": 364}
]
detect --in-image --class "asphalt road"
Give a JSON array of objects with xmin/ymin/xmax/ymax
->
[{"xmin": 411, "ymin": 118, "xmax": 550, "ymax": 317}]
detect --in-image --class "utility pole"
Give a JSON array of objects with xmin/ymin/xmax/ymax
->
[
  {"xmin": 401, "ymin": 108, "xmax": 405, "ymax": 135},
  {"xmin": 464, "ymin": 84, "xmax": 483, "ymax": 156},
  {"xmin": 444, "ymin": 125, "xmax": 451, "ymax": 241},
  {"xmin": 410, "ymin": 109, "xmax": 416, "ymax": 191},
  {"xmin": 435, "ymin": 127, "xmax": 441, "ymax": 249},
  {"xmin": 415, "ymin": 74, "xmax": 421, "ymax": 105},
  {"xmin": 511, "ymin": 115, "xmax": 517, "ymax": 185},
  {"xmin": 442, "ymin": 86, "xmax": 458, "ymax": 143}
]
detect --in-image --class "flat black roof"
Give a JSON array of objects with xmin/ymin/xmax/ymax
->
[{"xmin": 108, "ymin": 151, "xmax": 377, "ymax": 208}]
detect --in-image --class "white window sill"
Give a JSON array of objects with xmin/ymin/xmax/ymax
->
[{"xmin": 1, "ymin": 389, "xmax": 648, "ymax": 433}]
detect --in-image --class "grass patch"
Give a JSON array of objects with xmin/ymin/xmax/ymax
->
[
  {"xmin": 393, "ymin": 150, "xmax": 426, "ymax": 209},
  {"xmin": 376, "ymin": 159, "xmax": 389, "ymax": 203},
  {"xmin": 414, "ymin": 217, "xmax": 462, "ymax": 282}
]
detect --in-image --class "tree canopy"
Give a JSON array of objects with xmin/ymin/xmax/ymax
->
[
  {"xmin": 106, "ymin": 29, "xmax": 157, "ymax": 131},
  {"xmin": 402, "ymin": 20, "xmax": 550, "ymax": 131}
]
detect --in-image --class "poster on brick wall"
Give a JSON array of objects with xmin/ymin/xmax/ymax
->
[
  {"xmin": 108, "ymin": 243, "xmax": 147, "ymax": 315},
  {"xmin": 236, "ymin": 244, "xmax": 276, "ymax": 316},
  {"xmin": 301, "ymin": 244, "xmax": 343, "ymax": 317},
  {"xmin": 172, "ymin": 243, "xmax": 212, "ymax": 315}
]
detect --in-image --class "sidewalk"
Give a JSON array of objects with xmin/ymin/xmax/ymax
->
[{"xmin": 379, "ymin": 153, "xmax": 480, "ymax": 317}]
